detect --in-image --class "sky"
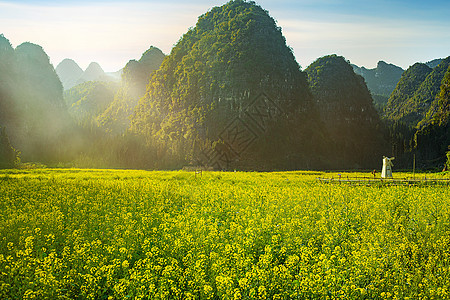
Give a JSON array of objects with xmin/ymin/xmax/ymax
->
[{"xmin": 1, "ymin": 0, "xmax": 449, "ymax": 72}]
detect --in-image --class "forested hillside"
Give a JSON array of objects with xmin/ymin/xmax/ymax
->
[
  {"xmin": 306, "ymin": 55, "xmax": 387, "ymax": 168},
  {"xmin": 62, "ymin": 47, "xmax": 164, "ymax": 134},
  {"xmin": 99, "ymin": 46, "xmax": 165, "ymax": 134},
  {"xmin": 0, "ymin": 35, "xmax": 20, "ymax": 167},
  {"xmin": 382, "ymin": 58, "xmax": 450, "ymax": 168},
  {"xmin": 64, "ymin": 81, "xmax": 119, "ymax": 128},
  {"xmin": 413, "ymin": 65, "xmax": 450, "ymax": 168},
  {"xmin": 53, "ymin": 47, "xmax": 166, "ymax": 168},
  {"xmin": 0, "ymin": 34, "xmax": 75, "ymax": 163},
  {"xmin": 130, "ymin": 0, "xmax": 322, "ymax": 170},
  {"xmin": 0, "ymin": 126, "xmax": 18, "ymax": 168},
  {"xmin": 352, "ymin": 61, "xmax": 404, "ymax": 112},
  {"xmin": 55, "ymin": 59, "xmax": 84, "ymax": 90},
  {"xmin": 384, "ymin": 58, "xmax": 450, "ymax": 127},
  {"xmin": 426, "ymin": 58, "xmax": 443, "ymax": 68}
]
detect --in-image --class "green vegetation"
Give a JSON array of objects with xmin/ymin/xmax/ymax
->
[
  {"xmin": 426, "ymin": 59, "xmax": 443, "ymax": 69},
  {"xmin": 130, "ymin": 0, "xmax": 317, "ymax": 170},
  {"xmin": 0, "ymin": 127, "xmax": 19, "ymax": 168},
  {"xmin": 414, "ymin": 58, "xmax": 450, "ymax": 126},
  {"xmin": 1, "ymin": 33, "xmax": 165, "ymax": 168},
  {"xmin": 432, "ymin": 65, "xmax": 450, "ymax": 126},
  {"xmin": 1, "ymin": 169, "xmax": 449, "ymax": 299},
  {"xmin": 413, "ymin": 65, "xmax": 450, "ymax": 168},
  {"xmin": 0, "ymin": 35, "xmax": 74, "ymax": 164},
  {"xmin": 446, "ymin": 149, "xmax": 450, "ymax": 170},
  {"xmin": 352, "ymin": 61, "xmax": 404, "ymax": 111},
  {"xmin": 384, "ymin": 63, "xmax": 432, "ymax": 126},
  {"xmin": 99, "ymin": 46, "xmax": 165, "ymax": 134},
  {"xmin": 64, "ymin": 81, "xmax": 119, "ymax": 128},
  {"xmin": 384, "ymin": 58, "xmax": 450, "ymax": 128},
  {"xmin": 305, "ymin": 55, "xmax": 386, "ymax": 168},
  {"xmin": 383, "ymin": 59, "xmax": 450, "ymax": 169},
  {"xmin": 371, "ymin": 94, "xmax": 389, "ymax": 113},
  {"xmin": 57, "ymin": 47, "xmax": 166, "ymax": 169}
]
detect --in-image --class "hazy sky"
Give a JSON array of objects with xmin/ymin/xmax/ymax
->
[{"xmin": 1, "ymin": 0, "xmax": 449, "ymax": 72}]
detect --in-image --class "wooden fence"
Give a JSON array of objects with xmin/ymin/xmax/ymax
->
[{"xmin": 317, "ymin": 176, "xmax": 450, "ymax": 186}]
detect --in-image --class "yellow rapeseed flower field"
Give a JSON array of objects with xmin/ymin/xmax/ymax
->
[{"xmin": 0, "ymin": 169, "xmax": 449, "ymax": 299}]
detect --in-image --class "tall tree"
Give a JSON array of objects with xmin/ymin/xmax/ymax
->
[{"xmin": 0, "ymin": 126, "xmax": 18, "ymax": 168}]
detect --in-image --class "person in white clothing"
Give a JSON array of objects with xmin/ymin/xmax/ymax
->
[{"xmin": 381, "ymin": 156, "xmax": 395, "ymax": 178}]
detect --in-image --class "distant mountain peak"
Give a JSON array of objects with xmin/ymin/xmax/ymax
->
[
  {"xmin": 376, "ymin": 60, "xmax": 402, "ymax": 70},
  {"xmin": 352, "ymin": 60, "xmax": 404, "ymax": 101},
  {"xmin": 425, "ymin": 58, "xmax": 443, "ymax": 69},
  {"xmin": 84, "ymin": 62, "xmax": 104, "ymax": 74},
  {"xmin": 377, "ymin": 60, "xmax": 388, "ymax": 67},
  {"xmin": 77, "ymin": 62, "xmax": 107, "ymax": 85},
  {"xmin": 56, "ymin": 59, "xmax": 84, "ymax": 90},
  {"xmin": 56, "ymin": 59, "xmax": 119, "ymax": 90},
  {"xmin": 57, "ymin": 58, "xmax": 82, "ymax": 70},
  {"xmin": 140, "ymin": 46, "xmax": 164, "ymax": 61},
  {"xmin": 15, "ymin": 42, "xmax": 51, "ymax": 65},
  {"xmin": 0, "ymin": 34, "xmax": 13, "ymax": 52}
]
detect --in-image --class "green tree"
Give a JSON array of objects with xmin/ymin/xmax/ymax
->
[
  {"xmin": 434, "ymin": 65, "xmax": 450, "ymax": 125},
  {"xmin": 0, "ymin": 127, "xmax": 19, "ymax": 168},
  {"xmin": 446, "ymin": 147, "xmax": 450, "ymax": 170}
]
